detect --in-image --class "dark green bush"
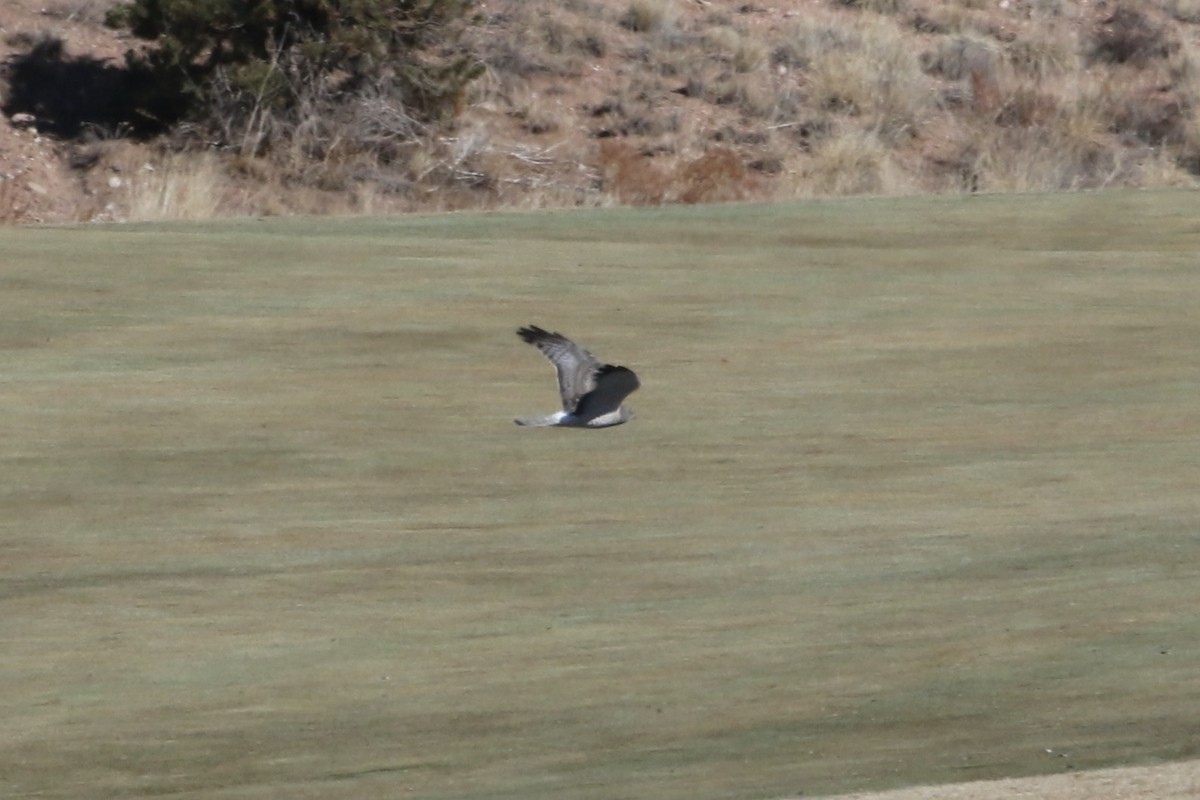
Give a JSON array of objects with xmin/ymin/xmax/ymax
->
[{"xmin": 105, "ymin": 0, "xmax": 481, "ymax": 144}]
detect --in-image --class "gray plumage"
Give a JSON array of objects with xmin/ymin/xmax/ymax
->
[{"xmin": 514, "ymin": 325, "xmax": 640, "ymax": 428}]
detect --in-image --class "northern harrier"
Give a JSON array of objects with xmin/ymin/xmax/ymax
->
[{"xmin": 514, "ymin": 325, "xmax": 640, "ymax": 428}]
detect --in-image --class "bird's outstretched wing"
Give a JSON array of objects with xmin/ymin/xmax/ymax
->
[
  {"xmin": 573, "ymin": 365, "xmax": 640, "ymax": 421},
  {"xmin": 517, "ymin": 325, "xmax": 602, "ymax": 412}
]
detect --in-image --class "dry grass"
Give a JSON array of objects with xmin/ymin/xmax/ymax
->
[
  {"xmin": 786, "ymin": 12, "xmax": 933, "ymax": 140},
  {"xmin": 3, "ymin": 190, "xmax": 1200, "ymax": 800},
  {"xmin": 970, "ymin": 124, "xmax": 1120, "ymax": 193},
  {"xmin": 793, "ymin": 130, "xmax": 914, "ymax": 196},
  {"xmin": 122, "ymin": 152, "xmax": 227, "ymax": 221}
]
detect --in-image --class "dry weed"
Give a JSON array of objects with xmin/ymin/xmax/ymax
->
[
  {"xmin": 597, "ymin": 138, "xmax": 670, "ymax": 204},
  {"xmin": 793, "ymin": 14, "xmax": 932, "ymax": 141},
  {"xmin": 994, "ymin": 83, "xmax": 1059, "ymax": 128},
  {"xmin": 1138, "ymin": 146, "xmax": 1199, "ymax": 188},
  {"xmin": 675, "ymin": 146, "xmax": 753, "ymax": 204},
  {"xmin": 1006, "ymin": 29, "xmax": 1081, "ymax": 79},
  {"xmin": 795, "ymin": 130, "xmax": 911, "ymax": 196},
  {"xmin": 1054, "ymin": 74, "xmax": 1110, "ymax": 151},
  {"xmin": 1166, "ymin": 34, "xmax": 1200, "ymax": 98},
  {"xmin": 705, "ymin": 26, "xmax": 767, "ymax": 74},
  {"xmin": 921, "ymin": 35, "xmax": 998, "ymax": 81},
  {"xmin": 1089, "ymin": 6, "xmax": 1177, "ymax": 66},
  {"xmin": 971, "ymin": 124, "xmax": 1123, "ymax": 192},
  {"xmin": 619, "ymin": 0, "xmax": 680, "ymax": 36},
  {"xmin": 123, "ymin": 153, "xmax": 227, "ymax": 222},
  {"xmin": 911, "ymin": 4, "xmax": 990, "ymax": 36},
  {"xmin": 1086, "ymin": 67, "xmax": 1191, "ymax": 146}
]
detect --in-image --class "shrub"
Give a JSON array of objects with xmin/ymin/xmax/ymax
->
[
  {"xmin": 1007, "ymin": 30, "xmax": 1081, "ymax": 79},
  {"xmin": 597, "ymin": 139, "xmax": 669, "ymax": 204},
  {"xmin": 1089, "ymin": 6, "xmax": 1176, "ymax": 66},
  {"xmin": 104, "ymin": 0, "xmax": 482, "ymax": 145},
  {"xmin": 838, "ymin": 0, "xmax": 908, "ymax": 14},
  {"xmin": 676, "ymin": 147, "xmax": 752, "ymax": 204},
  {"xmin": 920, "ymin": 35, "xmax": 997, "ymax": 81},
  {"xmin": 619, "ymin": 0, "xmax": 678, "ymax": 34}
]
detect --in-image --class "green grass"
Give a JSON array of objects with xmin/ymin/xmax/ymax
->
[{"xmin": 2, "ymin": 190, "xmax": 1200, "ymax": 800}]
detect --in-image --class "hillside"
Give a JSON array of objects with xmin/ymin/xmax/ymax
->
[{"xmin": 2, "ymin": 0, "xmax": 1200, "ymax": 221}]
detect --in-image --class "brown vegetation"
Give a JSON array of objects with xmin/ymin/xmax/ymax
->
[{"xmin": 3, "ymin": 0, "xmax": 1200, "ymax": 222}]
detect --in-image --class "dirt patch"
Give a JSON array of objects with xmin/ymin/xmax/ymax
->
[
  {"xmin": 814, "ymin": 759, "xmax": 1200, "ymax": 800},
  {"xmin": 0, "ymin": 0, "xmax": 128, "ymax": 222}
]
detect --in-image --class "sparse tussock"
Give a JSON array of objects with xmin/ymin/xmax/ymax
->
[
  {"xmin": 1006, "ymin": 29, "xmax": 1081, "ymax": 79},
  {"xmin": 1089, "ymin": 6, "xmax": 1177, "ymax": 66},
  {"xmin": 993, "ymin": 84, "xmax": 1059, "ymax": 128},
  {"xmin": 1055, "ymin": 75, "xmax": 1110, "ymax": 149},
  {"xmin": 797, "ymin": 15, "xmax": 931, "ymax": 140},
  {"xmin": 797, "ymin": 130, "xmax": 910, "ymax": 196},
  {"xmin": 972, "ymin": 124, "xmax": 1122, "ymax": 193},
  {"xmin": 705, "ymin": 26, "xmax": 767, "ymax": 73},
  {"xmin": 618, "ymin": 0, "xmax": 679, "ymax": 35},
  {"xmin": 921, "ymin": 35, "xmax": 998, "ymax": 81}
]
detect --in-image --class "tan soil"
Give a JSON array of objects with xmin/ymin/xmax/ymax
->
[{"xmin": 813, "ymin": 759, "xmax": 1200, "ymax": 800}]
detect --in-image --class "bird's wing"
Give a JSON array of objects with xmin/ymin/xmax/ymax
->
[
  {"xmin": 517, "ymin": 325, "xmax": 602, "ymax": 412},
  {"xmin": 573, "ymin": 365, "xmax": 640, "ymax": 421}
]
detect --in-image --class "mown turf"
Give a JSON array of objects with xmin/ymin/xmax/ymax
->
[{"xmin": 2, "ymin": 191, "xmax": 1199, "ymax": 800}]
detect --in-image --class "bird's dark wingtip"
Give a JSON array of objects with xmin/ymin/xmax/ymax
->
[{"xmin": 517, "ymin": 325, "xmax": 550, "ymax": 344}]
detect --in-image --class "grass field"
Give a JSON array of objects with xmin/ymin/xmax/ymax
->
[{"xmin": 3, "ymin": 190, "xmax": 1200, "ymax": 800}]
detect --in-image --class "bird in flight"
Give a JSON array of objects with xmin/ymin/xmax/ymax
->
[{"xmin": 514, "ymin": 325, "xmax": 640, "ymax": 428}]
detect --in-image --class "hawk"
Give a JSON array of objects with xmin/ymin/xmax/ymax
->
[{"xmin": 514, "ymin": 325, "xmax": 640, "ymax": 428}]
